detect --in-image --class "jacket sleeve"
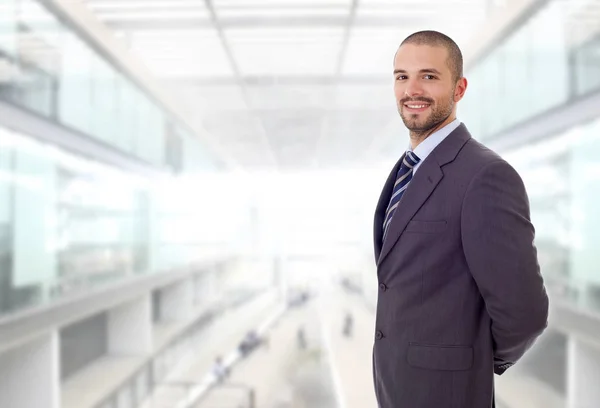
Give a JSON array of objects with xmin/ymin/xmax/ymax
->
[{"xmin": 461, "ymin": 159, "xmax": 549, "ymax": 375}]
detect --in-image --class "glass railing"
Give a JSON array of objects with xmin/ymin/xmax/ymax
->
[
  {"xmin": 0, "ymin": 124, "xmax": 234, "ymax": 318},
  {"xmin": 0, "ymin": 48, "xmax": 57, "ymax": 118},
  {"xmin": 461, "ymin": 0, "xmax": 600, "ymax": 141},
  {"xmin": 503, "ymin": 115, "xmax": 600, "ymax": 316},
  {"xmin": 0, "ymin": 0, "xmax": 216, "ymax": 172}
]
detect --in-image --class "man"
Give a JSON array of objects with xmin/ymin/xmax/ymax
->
[
  {"xmin": 372, "ymin": 30, "xmax": 549, "ymax": 408},
  {"xmin": 212, "ymin": 355, "xmax": 229, "ymax": 383}
]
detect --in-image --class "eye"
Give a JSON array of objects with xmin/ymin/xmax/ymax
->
[
  {"xmin": 424, "ymin": 74, "xmax": 437, "ymax": 80},
  {"xmin": 395, "ymin": 75, "xmax": 407, "ymax": 80}
]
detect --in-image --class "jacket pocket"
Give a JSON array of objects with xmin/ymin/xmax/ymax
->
[
  {"xmin": 407, "ymin": 342, "xmax": 473, "ymax": 371},
  {"xmin": 405, "ymin": 220, "xmax": 447, "ymax": 234}
]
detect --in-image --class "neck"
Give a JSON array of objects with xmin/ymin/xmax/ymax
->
[{"xmin": 409, "ymin": 115, "xmax": 456, "ymax": 150}]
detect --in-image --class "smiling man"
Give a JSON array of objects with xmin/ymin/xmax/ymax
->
[{"xmin": 372, "ymin": 30, "xmax": 549, "ymax": 408}]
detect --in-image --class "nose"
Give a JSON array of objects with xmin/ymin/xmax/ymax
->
[{"xmin": 404, "ymin": 79, "xmax": 424, "ymax": 98}]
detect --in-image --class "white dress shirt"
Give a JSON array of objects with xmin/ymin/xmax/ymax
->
[{"xmin": 409, "ymin": 118, "xmax": 461, "ymax": 174}]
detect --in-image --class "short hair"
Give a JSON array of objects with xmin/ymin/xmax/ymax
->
[{"xmin": 400, "ymin": 30, "xmax": 463, "ymax": 81}]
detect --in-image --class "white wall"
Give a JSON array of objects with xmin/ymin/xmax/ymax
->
[
  {"xmin": 0, "ymin": 332, "xmax": 59, "ymax": 408},
  {"xmin": 108, "ymin": 295, "xmax": 152, "ymax": 355}
]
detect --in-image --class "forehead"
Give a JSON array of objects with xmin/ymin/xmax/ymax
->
[{"xmin": 394, "ymin": 43, "xmax": 450, "ymax": 73}]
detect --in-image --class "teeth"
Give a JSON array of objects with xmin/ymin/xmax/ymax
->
[{"xmin": 407, "ymin": 104, "xmax": 428, "ymax": 108}]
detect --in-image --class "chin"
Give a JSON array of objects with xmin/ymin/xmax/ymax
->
[{"xmin": 402, "ymin": 116, "xmax": 427, "ymax": 129}]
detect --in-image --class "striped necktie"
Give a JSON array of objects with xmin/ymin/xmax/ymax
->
[{"xmin": 382, "ymin": 151, "xmax": 421, "ymax": 241}]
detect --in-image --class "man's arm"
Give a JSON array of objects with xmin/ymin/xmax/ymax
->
[{"xmin": 461, "ymin": 159, "xmax": 549, "ymax": 375}]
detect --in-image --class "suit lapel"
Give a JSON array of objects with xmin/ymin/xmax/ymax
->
[
  {"xmin": 373, "ymin": 154, "xmax": 405, "ymax": 261},
  {"xmin": 377, "ymin": 160, "xmax": 443, "ymax": 266},
  {"xmin": 376, "ymin": 123, "xmax": 472, "ymax": 267}
]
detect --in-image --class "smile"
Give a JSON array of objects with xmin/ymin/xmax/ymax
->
[{"xmin": 403, "ymin": 103, "xmax": 431, "ymax": 113}]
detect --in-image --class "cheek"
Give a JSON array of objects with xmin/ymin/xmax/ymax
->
[
  {"xmin": 430, "ymin": 91, "xmax": 449, "ymax": 105},
  {"xmin": 393, "ymin": 84, "xmax": 404, "ymax": 99}
]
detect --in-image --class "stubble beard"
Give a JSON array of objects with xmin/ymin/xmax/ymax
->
[{"xmin": 398, "ymin": 94, "xmax": 455, "ymax": 141}]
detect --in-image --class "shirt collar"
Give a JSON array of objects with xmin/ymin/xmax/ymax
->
[{"xmin": 408, "ymin": 118, "xmax": 461, "ymax": 162}]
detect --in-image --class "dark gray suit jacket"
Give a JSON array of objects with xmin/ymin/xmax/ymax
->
[{"xmin": 372, "ymin": 124, "xmax": 549, "ymax": 408}]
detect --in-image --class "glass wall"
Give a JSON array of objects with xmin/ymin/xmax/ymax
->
[
  {"xmin": 0, "ymin": 125, "xmax": 146, "ymax": 313},
  {"xmin": 458, "ymin": 0, "xmax": 600, "ymax": 311},
  {"xmin": 460, "ymin": 0, "xmax": 599, "ymax": 141},
  {"xmin": 0, "ymin": 0, "xmax": 213, "ymax": 172},
  {"xmin": 0, "ymin": 0, "xmax": 231, "ymax": 317},
  {"xmin": 504, "ymin": 116, "xmax": 600, "ymax": 311},
  {"xmin": 573, "ymin": 33, "xmax": 600, "ymax": 97},
  {"xmin": 495, "ymin": 115, "xmax": 600, "ymax": 403},
  {"xmin": 0, "ymin": 125, "xmax": 237, "ymax": 318}
]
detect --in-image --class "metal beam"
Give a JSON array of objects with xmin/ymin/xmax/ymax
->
[
  {"xmin": 87, "ymin": 0, "xmax": 344, "ymax": 8},
  {"xmin": 40, "ymin": 0, "xmax": 243, "ymax": 170},
  {"xmin": 203, "ymin": 0, "xmax": 278, "ymax": 168},
  {"xmin": 104, "ymin": 15, "xmax": 434, "ymax": 30},
  {"xmin": 313, "ymin": 0, "xmax": 359, "ymax": 168},
  {"xmin": 0, "ymin": 100, "xmax": 168, "ymax": 178},
  {"xmin": 488, "ymin": 88, "xmax": 600, "ymax": 153},
  {"xmin": 0, "ymin": 257, "xmax": 225, "ymax": 355},
  {"xmin": 335, "ymin": 0, "xmax": 359, "ymax": 77},
  {"xmin": 165, "ymin": 74, "xmax": 390, "ymax": 86}
]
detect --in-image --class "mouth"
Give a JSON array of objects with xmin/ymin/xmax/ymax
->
[{"xmin": 403, "ymin": 102, "xmax": 431, "ymax": 114}]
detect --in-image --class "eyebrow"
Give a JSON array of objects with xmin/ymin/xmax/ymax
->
[{"xmin": 393, "ymin": 68, "xmax": 442, "ymax": 75}]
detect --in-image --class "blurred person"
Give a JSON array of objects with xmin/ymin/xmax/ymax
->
[
  {"xmin": 372, "ymin": 30, "xmax": 549, "ymax": 408},
  {"xmin": 239, "ymin": 330, "xmax": 261, "ymax": 357},
  {"xmin": 342, "ymin": 311, "xmax": 353, "ymax": 338},
  {"xmin": 297, "ymin": 326, "xmax": 306, "ymax": 349},
  {"xmin": 212, "ymin": 355, "xmax": 229, "ymax": 383}
]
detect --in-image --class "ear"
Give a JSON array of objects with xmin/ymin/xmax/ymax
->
[{"xmin": 454, "ymin": 77, "xmax": 468, "ymax": 102}]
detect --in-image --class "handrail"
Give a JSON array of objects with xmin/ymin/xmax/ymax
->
[
  {"xmin": 0, "ymin": 258, "xmax": 225, "ymax": 354},
  {"xmin": 92, "ymin": 288, "xmax": 273, "ymax": 408},
  {"xmin": 176, "ymin": 303, "xmax": 287, "ymax": 408}
]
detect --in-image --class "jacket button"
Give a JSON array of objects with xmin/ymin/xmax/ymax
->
[
  {"xmin": 379, "ymin": 283, "xmax": 387, "ymax": 291},
  {"xmin": 375, "ymin": 330, "xmax": 384, "ymax": 340}
]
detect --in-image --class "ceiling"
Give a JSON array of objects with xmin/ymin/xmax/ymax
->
[{"xmin": 81, "ymin": 0, "xmax": 500, "ymax": 170}]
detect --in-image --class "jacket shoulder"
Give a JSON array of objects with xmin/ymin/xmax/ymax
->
[{"xmin": 459, "ymin": 137, "xmax": 511, "ymax": 174}]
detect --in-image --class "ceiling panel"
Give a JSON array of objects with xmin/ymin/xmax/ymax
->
[
  {"xmin": 213, "ymin": 0, "xmax": 352, "ymax": 6},
  {"xmin": 564, "ymin": 0, "xmax": 600, "ymax": 46},
  {"xmin": 87, "ymin": 0, "xmax": 207, "ymax": 9},
  {"xmin": 215, "ymin": 5, "xmax": 350, "ymax": 19},
  {"xmin": 128, "ymin": 29, "xmax": 235, "ymax": 77},
  {"xmin": 344, "ymin": 0, "xmax": 487, "ymax": 76},
  {"xmin": 341, "ymin": 28, "xmax": 413, "ymax": 75},
  {"xmin": 192, "ymin": 110, "xmax": 278, "ymax": 167},
  {"xmin": 80, "ymin": 0, "xmax": 504, "ymax": 170},
  {"xmin": 94, "ymin": 10, "xmax": 210, "ymax": 21},
  {"xmin": 226, "ymin": 27, "xmax": 345, "ymax": 76},
  {"xmin": 165, "ymin": 83, "xmax": 248, "ymax": 111},
  {"xmin": 357, "ymin": 0, "xmax": 482, "ymax": 5},
  {"xmin": 201, "ymin": 111, "xmax": 266, "ymax": 143},
  {"xmin": 91, "ymin": 0, "xmax": 210, "ymax": 21},
  {"xmin": 245, "ymin": 84, "xmax": 335, "ymax": 110}
]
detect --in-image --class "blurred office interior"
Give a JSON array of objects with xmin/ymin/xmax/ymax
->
[{"xmin": 1, "ymin": 0, "xmax": 600, "ymax": 407}]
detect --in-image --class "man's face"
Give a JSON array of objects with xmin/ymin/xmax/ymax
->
[{"xmin": 393, "ymin": 44, "xmax": 464, "ymax": 133}]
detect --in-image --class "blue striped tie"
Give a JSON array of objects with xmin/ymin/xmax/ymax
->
[{"xmin": 383, "ymin": 151, "xmax": 421, "ymax": 241}]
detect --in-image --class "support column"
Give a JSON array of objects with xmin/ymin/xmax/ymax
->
[
  {"xmin": 193, "ymin": 269, "xmax": 214, "ymax": 306},
  {"xmin": 206, "ymin": 266, "xmax": 217, "ymax": 304},
  {"xmin": 567, "ymin": 336, "xmax": 600, "ymax": 408},
  {"xmin": 0, "ymin": 331, "xmax": 59, "ymax": 408},
  {"xmin": 12, "ymin": 147, "xmax": 56, "ymax": 299},
  {"xmin": 274, "ymin": 256, "xmax": 287, "ymax": 302},
  {"xmin": 160, "ymin": 278, "xmax": 193, "ymax": 321},
  {"xmin": 108, "ymin": 294, "xmax": 152, "ymax": 355}
]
